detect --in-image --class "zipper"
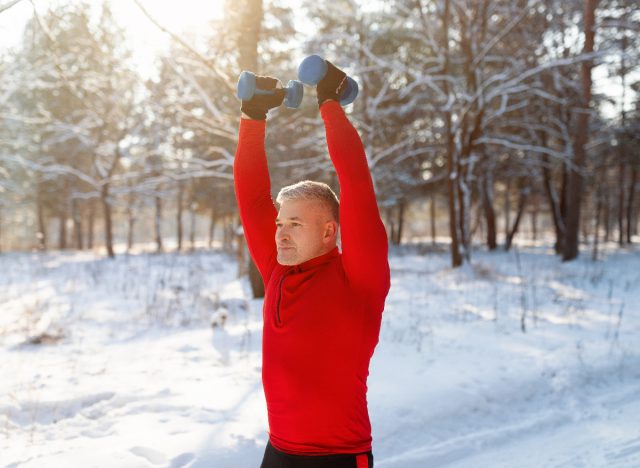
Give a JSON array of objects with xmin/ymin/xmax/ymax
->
[
  {"xmin": 275, "ymin": 271, "xmax": 289, "ymax": 326},
  {"xmin": 275, "ymin": 267, "xmax": 299, "ymax": 326}
]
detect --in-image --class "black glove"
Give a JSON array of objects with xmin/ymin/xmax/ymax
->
[
  {"xmin": 316, "ymin": 61, "xmax": 348, "ymax": 107},
  {"xmin": 241, "ymin": 76, "xmax": 286, "ymax": 120}
]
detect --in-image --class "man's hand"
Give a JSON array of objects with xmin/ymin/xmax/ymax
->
[
  {"xmin": 316, "ymin": 61, "xmax": 348, "ymax": 107},
  {"xmin": 240, "ymin": 76, "xmax": 285, "ymax": 120}
]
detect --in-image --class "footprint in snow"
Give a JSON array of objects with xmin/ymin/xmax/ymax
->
[
  {"xmin": 129, "ymin": 446, "xmax": 168, "ymax": 465},
  {"xmin": 169, "ymin": 452, "xmax": 196, "ymax": 468}
]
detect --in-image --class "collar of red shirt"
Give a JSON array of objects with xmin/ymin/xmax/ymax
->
[{"xmin": 287, "ymin": 246, "xmax": 340, "ymax": 274}]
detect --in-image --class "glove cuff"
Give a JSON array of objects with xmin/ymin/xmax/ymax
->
[{"xmin": 240, "ymin": 103, "xmax": 267, "ymax": 120}]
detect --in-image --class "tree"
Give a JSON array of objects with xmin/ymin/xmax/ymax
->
[{"xmin": 563, "ymin": 0, "xmax": 599, "ymax": 261}]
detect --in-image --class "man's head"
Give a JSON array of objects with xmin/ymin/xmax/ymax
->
[{"xmin": 275, "ymin": 181, "xmax": 339, "ymax": 266}]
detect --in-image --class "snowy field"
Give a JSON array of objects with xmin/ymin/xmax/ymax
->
[{"xmin": 1, "ymin": 244, "xmax": 639, "ymax": 467}]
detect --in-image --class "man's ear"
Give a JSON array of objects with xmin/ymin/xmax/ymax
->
[{"xmin": 323, "ymin": 220, "xmax": 338, "ymax": 242}]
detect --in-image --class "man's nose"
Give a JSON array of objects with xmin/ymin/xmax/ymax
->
[{"xmin": 276, "ymin": 227, "xmax": 290, "ymax": 241}]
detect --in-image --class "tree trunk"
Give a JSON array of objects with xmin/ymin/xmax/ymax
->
[
  {"xmin": 530, "ymin": 195, "xmax": 538, "ymax": 242},
  {"xmin": 235, "ymin": 217, "xmax": 248, "ymax": 278},
  {"xmin": 443, "ymin": 0, "xmax": 462, "ymax": 267},
  {"xmin": 224, "ymin": 215, "xmax": 238, "ymax": 254},
  {"xmin": 593, "ymin": 187, "xmax": 602, "ymax": 261},
  {"xmin": 430, "ymin": 192, "xmax": 437, "ymax": 245},
  {"xmin": 176, "ymin": 181, "xmax": 184, "ymax": 251},
  {"xmin": 604, "ymin": 182, "xmax": 611, "ymax": 242},
  {"xmin": 127, "ymin": 206, "xmax": 135, "ymax": 253},
  {"xmin": 155, "ymin": 196, "xmax": 163, "ymax": 252},
  {"xmin": 505, "ymin": 187, "xmax": 529, "ymax": 251},
  {"xmin": 87, "ymin": 200, "xmax": 95, "ymax": 250},
  {"xmin": 249, "ymin": 258, "xmax": 265, "ymax": 297},
  {"xmin": 563, "ymin": 0, "xmax": 597, "ymax": 261},
  {"xmin": 626, "ymin": 166, "xmax": 637, "ymax": 243},
  {"xmin": 581, "ymin": 188, "xmax": 592, "ymax": 242},
  {"xmin": 58, "ymin": 207, "xmax": 67, "ymax": 250},
  {"xmin": 481, "ymin": 171, "xmax": 497, "ymax": 250},
  {"xmin": 101, "ymin": 185, "xmax": 115, "ymax": 258},
  {"xmin": 208, "ymin": 205, "xmax": 217, "ymax": 249},
  {"xmin": 71, "ymin": 199, "xmax": 83, "ymax": 250},
  {"xmin": 234, "ymin": 0, "xmax": 263, "ymax": 72},
  {"xmin": 36, "ymin": 188, "xmax": 47, "ymax": 251},
  {"xmin": 618, "ymin": 159, "xmax": 626, "ymax": 246},
  {"xmin": 504, "ymin": 178, "xmax": 511, "ymax": 245},
  {"xmin": 232, "ymin": 0, "xmax": 265, "ymax": 296},
  {"xmin": 189, "ymin": 198, "xmax": 197, "ymax": 251},
  {"xmin": 394, "ymin": 200, "xmax": 405, "ymax": 245},
  {"xmin": 385, "ymin": 207, "xmax": 397, "ymax": 245}
]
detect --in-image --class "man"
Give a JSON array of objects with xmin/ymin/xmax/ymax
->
[{"xmin": 234, "ymin": 61, "xmax": 390, "ymax": 468}]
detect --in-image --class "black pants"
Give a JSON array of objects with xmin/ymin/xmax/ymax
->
[{"xmin": 260, "ymin": 441, "xmax": 374, "ymax": 468}]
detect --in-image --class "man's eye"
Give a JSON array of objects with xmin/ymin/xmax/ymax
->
[
  {"xmin": 276, "ymin": 223, "xmax": 282, "ymax": 228},
  {"xmin": 292, "ymin": 223, "xmax": 301, "ymax": 227}
]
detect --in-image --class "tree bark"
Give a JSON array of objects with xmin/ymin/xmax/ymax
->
[
  {"xmin": 394, "ymin": 199, "xmax": 405, "ymax": 245},
  {"xmin": 101, "ymin": 185, "xmax": 115, "ymax": 258},
  {"xmin": 249, "ymin": 258, "xmax": 265, "ymax": 297},
  {"xmin": 626, "ymin": 166, "xmax": 637, "ymax": 243},
  {"xmin": 36, "ymin": 186, "xmax": 47, "ymax": 251},
  {"xmin": 618, "ymin": 158, "xmax": 626, "ymax": 246},
  {"xmin": 231, "ymin": 0, "xmax": 265, "ymax": 295},
  {"xmin": 563, "ymin": 0, "xmax": 598, "ymax": 261},
  {"xmin": 87, "ymin": 200, "xmax": 95, "ymax": 250},
  {"xmin": 72, "ymin": 198, "xmax": 83, "ymax": 250},
  {"xmin": 504, "ymin": 178, "xmax": 511, "ymax": 246},
  {"xmin": 189, "ymin": 197, "xmax": 197, "ymax": 251},
  {"xmin": 126, "ymin": 205, "xmax": 135, "ymax": 253},
  {"xmin": 176, "ymin": 181, "xmax": 184, "ymax": 251},
  {"xmin": 208, "ymin": 204, "xmax": 217, "ymax": 249},
  {"xmin": 58, "ymin": 205, "xmax": 67, "ymax": 250},
  {"xmin": 604, "ymin": 182, "xmax": 611, "ymax": 242},
  {"xmin": 505, "ymin": 186, "xmax": 529, "ymax": 251},
  {"xmin": 154, "ymin": 196, "xmax": 163, "ymax": 252},
  {"xmin": 531, "ymin": 195, "xmax": 538, "ymax": 242},
  {"xmin": 481, "ymin": 171, "xmax": 497, "ymax": 250},
  {"xmin": 443, "ymin": 0, "xmax": 462, "ymax": 267},
  {"xmin": 430, "ymin": 191, "xmax": 437, "ymax": 245},
  {"xmin": 593, "ymin": 186, "xmax": 603, "ymax": 261},
  {"xmin": 385, "ymin": 207, "xmax": 397, "ymax": 246}
]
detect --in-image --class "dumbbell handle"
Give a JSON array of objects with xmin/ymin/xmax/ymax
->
[{"xmin": 253, "ymin": 88, "xmax": 280, "ymax": 96}]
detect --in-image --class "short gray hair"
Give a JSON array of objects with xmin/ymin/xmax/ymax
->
[{"xmin": 276, "ymin": 180, "xmax": 340, "ymax": 223}]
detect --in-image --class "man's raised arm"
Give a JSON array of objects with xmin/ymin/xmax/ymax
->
[
  {"xmin": 320, "ymin": 101, "xmax": 390, "ymax": 301},
  {"xmin": 233, "ymin": 74, "xmax": 287, "ymax": 284},
  {"xmin": 233, "ymin": 117, "xmax": 278, "ymax": 283}
]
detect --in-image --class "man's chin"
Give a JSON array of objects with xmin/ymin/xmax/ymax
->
[{"xmin": 277, "ymin": 251, "xmax": 297, "ymax": 265}]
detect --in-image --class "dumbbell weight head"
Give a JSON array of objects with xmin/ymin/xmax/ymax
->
[
  {"xmin": 236, "ymin": 71, "xmax": 257, "ymax": 101},
  {"xmin": 297, "ymin": 55, "xmax": 328, "ymax": 86},
  {"xmin": 339, "ymin": 76, "xmax": 359, "ymax": 106},
  {"xmin": 284, "ymin": 80, "xmax": 303, "ymax": 108}
]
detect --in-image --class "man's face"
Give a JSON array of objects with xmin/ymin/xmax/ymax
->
[{"xmin": 275, "ymin": 198, "xmax": 337, "ymax": 266}]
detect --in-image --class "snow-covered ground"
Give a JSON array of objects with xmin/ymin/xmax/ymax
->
[{"xmin": 1, "ymin": 244, "xmax": 639, "ymax": 467}]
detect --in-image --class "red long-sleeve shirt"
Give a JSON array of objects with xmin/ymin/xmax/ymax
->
[{"xmin": 233, "ymin": 101, "xmax": 390, "ymax": 455}]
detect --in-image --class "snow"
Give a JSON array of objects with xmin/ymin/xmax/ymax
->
[{"xmin": 1, "ymin": 244, "xmax": 639, "ymax": 467}]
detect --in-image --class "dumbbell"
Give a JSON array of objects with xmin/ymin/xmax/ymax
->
[
  {"xmin": 236, "ymin": 71, "xmax": 304, "ymax": 109},
  {"xmin": 297, "ymin": 55, "xmax": 359, "ymax": 106}
]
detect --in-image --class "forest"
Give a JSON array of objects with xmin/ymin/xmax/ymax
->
[
  {"xmin": 0, "ymin": 0, "xmax": 637, "ymax": 270},
  {"xmin": 1, "ymin": 1, "xmax": 639, "ymax": 467}
]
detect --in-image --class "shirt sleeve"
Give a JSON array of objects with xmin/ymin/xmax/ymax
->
[
  {"xmin": 233, "ymin": 118, "xmax": 278, "ymax": 284},
  {"xmin": 320, "ymin": 101, "xmax": 391, "ymax": 303}
]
